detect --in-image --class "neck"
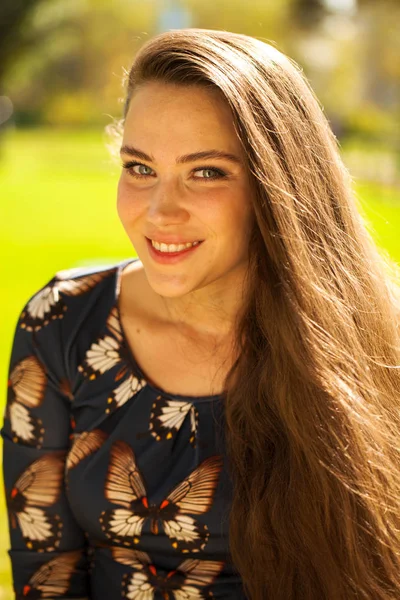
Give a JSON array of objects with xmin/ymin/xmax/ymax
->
[{"xmin": 151, "ymin": 262, "xmax": 248, "ymax": 346}]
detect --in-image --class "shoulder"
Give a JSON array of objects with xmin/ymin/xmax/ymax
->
[
  {"xmin": 19, "ymin": 259, "xmax": 130, "ymax": 333},
  {"xmin": 8, "ymin": 260, "xmax": 138, "ymax": 398}
]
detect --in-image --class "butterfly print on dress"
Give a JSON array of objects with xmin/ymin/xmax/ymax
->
[
  {"xmin": 6, "ymin": 356, "xmax": 46, "ymax": 448},
  {"xmin": 78, "ymin": 306, "xmax": 147, "ymax": 413},
  {"xmin": 8, "ymin": 453, "xmax": 65, "ymax": 551},
  {"xmin": 20, "ymin": 268, "xmax": 115, "ymax": 332},
  {"xmin": 66, "ymin": 429, "xmax": 108, "ymax": 470},
  {"xmin": 99, "ymin": 441, "xmax": 222, "ymax": 553},
  {"xmin": 111, "ymin": 547, "xmax": 224, "ymax": 599},
  {"xmin": 16, "ymin": 549, "xmax": 83, "ymax": 599},
  {"xmin": 59, "ymin": 377, "xmax": 74, "ymax": 401},
  {"xmin": 136, "ymin": 397, "xmax": 199, "ymax": 448}
]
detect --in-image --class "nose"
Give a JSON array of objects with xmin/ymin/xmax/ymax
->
[{"xmin": 146, "ymin": 180, "xmax": 190, "ymax": 225}]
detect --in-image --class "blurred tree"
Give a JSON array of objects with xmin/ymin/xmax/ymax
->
[
  {"xmin": 0, "ymin": 0, "xmax": 47, "ymax": 88},
  {"xmin": 2, "ymin": 0, "xmax": 157, "ymax": 126},
  {"xmin": 0, "ymin": 0, "xmax": 398, "ymax": 161},
  {"xmin": 291, "ymin": 0, "xmax": 327, "ymax": 27},
  {"xmin": 156, "ymin": 0, "xmax": 192, "ymax": 32},
  {"xmin": 186, "ymin": 0, "xmax": 291, "ymax": 41}
]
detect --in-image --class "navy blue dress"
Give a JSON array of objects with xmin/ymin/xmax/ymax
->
[{"xmin": 2, "ymin": 257, "xmax": 247, "ymax": 599}]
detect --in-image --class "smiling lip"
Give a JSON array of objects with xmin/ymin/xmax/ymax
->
[
  {"xmin": 146, "ymin": 236, "xmax": 204, "ymax": 245},
  {"xmin": 146, "ymin": 237, "xmax": 203, "ymax": 264}
]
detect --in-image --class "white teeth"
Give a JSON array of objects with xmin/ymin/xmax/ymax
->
[{"xmin": 151, "ymin": 240, "xmax": 201, "ymax": 253}]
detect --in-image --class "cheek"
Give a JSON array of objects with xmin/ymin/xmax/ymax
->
[
  {"xmin": 116, "ymin": 179, "xmax": 141, "ymax": 223},
  {"xmin": 116, "ymin": 192, "xmax": 127, "ymax": 222},
  {"xmin": 224, "ymin": 193, "xmax": 254, "ymax": 237}
]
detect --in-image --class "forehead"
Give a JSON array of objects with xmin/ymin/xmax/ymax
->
[{"xmin": 124, "ymin": 81, "xmax": 240, "ymax": 149}]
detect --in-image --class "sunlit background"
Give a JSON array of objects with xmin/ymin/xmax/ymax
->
[{"xmin": 0, "ymin": 0, "xmax": 399, "ymax": 595}]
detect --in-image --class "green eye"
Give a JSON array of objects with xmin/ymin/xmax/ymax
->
[
  {"xmin": 193, "ymin": 168, "xmax": 225, "ymax": 180},
  {"xmin": 121, "ymin": 162, "xmax": 227, "ymax": 182},
  {"xmin": 121, "ymin": 162, "xmax": 153, "ymax": 177}
]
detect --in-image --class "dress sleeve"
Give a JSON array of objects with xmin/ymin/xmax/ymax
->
[{"xmin": 1, "ymin": 281, "xmax": 90, "ymax": 599}]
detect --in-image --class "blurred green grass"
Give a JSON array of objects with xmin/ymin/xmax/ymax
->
[
  {"xmin": 0, "ymin": 128, "xmax": 399, "ymax": 597},
  {"xmin": 0, "ymin": 127, "xmax": 135, "ymax": 597}
]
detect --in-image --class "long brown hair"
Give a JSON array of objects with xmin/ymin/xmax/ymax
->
[{"xmin": 109, "ymin": 29, "xmax": 400, "ymax": 599}]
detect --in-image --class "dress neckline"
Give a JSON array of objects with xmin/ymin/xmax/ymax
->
[{"xmin": 113, "ymin": 257, "xmax": 225, "ymax": 403}]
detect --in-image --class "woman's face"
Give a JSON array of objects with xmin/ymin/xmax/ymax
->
[{"xmin": 117, "ymin": 81, "xmax": 255, "ymax": 300}]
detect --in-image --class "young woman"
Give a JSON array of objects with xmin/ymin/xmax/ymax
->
[{"xmin": 3, "ymin": 28, "xmax": 400, "ymax": 600}]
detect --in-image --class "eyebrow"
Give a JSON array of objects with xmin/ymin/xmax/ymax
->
[{"xmin": 119, "ymin": 144, "xmax": 243, "ymax": 166}]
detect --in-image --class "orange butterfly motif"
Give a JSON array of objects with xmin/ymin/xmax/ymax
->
[
  {"xmin": 20, "ymin": 268, "xmax": 115, "ymax": 332},
  {"xmin": 66, "ymin": 429, "xmax": 108, "ymax": 470},
  {"xmin": 78, "ymin": 307, "xmax": 147, "ymax": 412},
  {"xmin": 100, "ymin": 441, "xmax": 222, "ymax": 553},
  {"xmin": 16, "ymin": 549, "xmax": 83, "ymax": 599},
  {"xmin": 111, "ymin": 546, "xmax": 224, "ymax": 599},
  {"xmin": 6, "ymin": 356, "xmax": 46, "ymax": 447},
  {"xmin": 8, "ymin": 453, "xmax": 65, "ymax": 551},
  {"xmin": 136, "ymin": 396, "xmax": 199, "ymax": 448}
]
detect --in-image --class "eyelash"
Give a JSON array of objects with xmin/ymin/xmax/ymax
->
[{"xmin": 120, "ymin": 161, "xmax": 227, "ymax": 182}]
